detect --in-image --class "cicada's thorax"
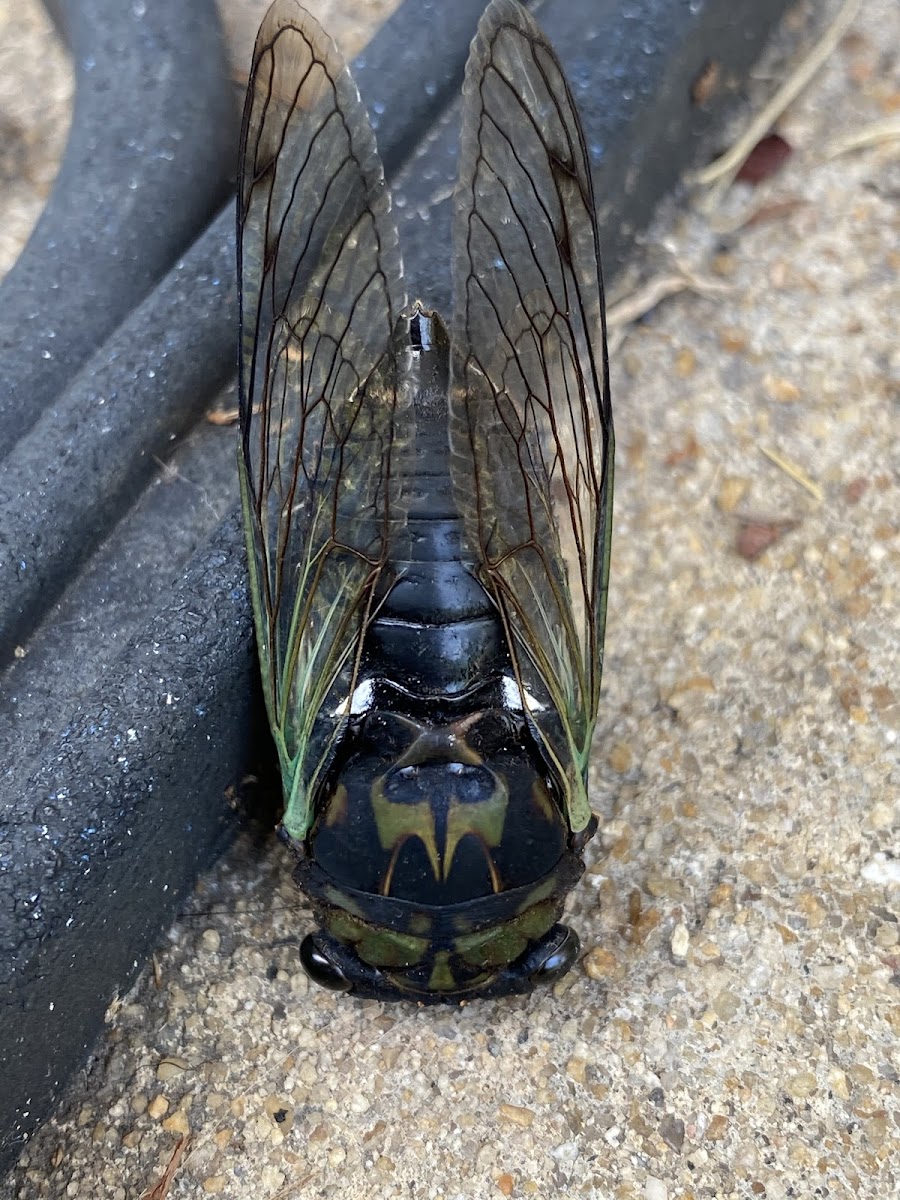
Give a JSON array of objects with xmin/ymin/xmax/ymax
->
[{"xmin": 293, "ymin": 310, "xmax": 592, "ymax": 1001}]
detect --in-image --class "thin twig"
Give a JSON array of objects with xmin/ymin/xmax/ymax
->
[
  {"xmin": 690, "ymin": 0, "xmax": 861, "ymax": 204},
  {"xmin": 760, "ymin": 445, "xmax": 823, "ymax": 502},
  {"xmin": 139, "ymin": 1133, "xmax": 191, "ymax": 1200},
  {"xmin": 823, "ymin": 115, "xmax": 900, "ymax": 159},
  {"xmin": 606, "ymin": 267, "xmax": 732, "ymax": 353}
]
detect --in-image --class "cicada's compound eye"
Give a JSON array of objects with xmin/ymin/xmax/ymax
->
[
  {"xmin": 300, "ymin": 934, "xmax": 352, "ymax": 992},
  {"xmin": 530, "ymin": 926, "xmax": 580, "ymax": 986}
]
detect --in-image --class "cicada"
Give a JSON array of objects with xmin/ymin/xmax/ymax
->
[{"xmin": 237, "ymin": 0, "xmax": 614, "ymax": 1002}]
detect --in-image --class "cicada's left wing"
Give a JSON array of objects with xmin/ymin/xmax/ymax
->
[
  {"xmin": 238, "ymin": 0, "xmax": 407, "ymax": 839},
  {"xmin": 449, "ymin": 0, "xmax": 613, "ymax": 832}
]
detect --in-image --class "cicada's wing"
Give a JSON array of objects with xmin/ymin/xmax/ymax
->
[
  {"xmin": 238, "ymin": 0, "xmax": 407, "ymax": 839},
  {"xmin": 449, "ymin": 0, "xmax": 614, "ymax": 832}
]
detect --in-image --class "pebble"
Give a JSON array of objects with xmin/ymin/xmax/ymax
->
[
  {"xmin": 146, "ymin": 1095, "xmax": 169, "ymax": 1120},
  {"xmin": 549, "ymin": 1141, "xmax": 579, "ymax": 1163},
  {"xmin": 645, "ymin": 1177, "xmax": 668, "ymax": 1200},
  {"xmin": 498, "ymin": 1104, "xmax": 535, "ymax": 1128},
  {"xmin": 162, "ymin": 1111, "xmax": 190, "ymax": 1136},
  {"xmin": 200, "ymin": 928, "xmax": 221, "ymax": 952},
  {"xmin": 706, "ymin": 1115, "xmax": 729, "ymax": 1141},
  {"xmin": 583, "ymin": 946, "xmax": 621, "ymax": 980},
  {"xmin": 659, "ymin": 1115, "xmax": 685, "ymax": 1152},
  {"xmin": 827, "ymin": 1068, "xmax": 851, "ymax": 1100},
  {"xmin": 670, "ymin": 923, "xmax": 690, "ymax": 963},
  {"xmin": 156, "ymin": 1056, "xmax": 190, "ymax": 1082},
  {"xmin": 786, "ymin": 1072, "xmax": 818, "ymax": 1101},
  {"xmin": 711, "ymin": 990, "xmax": 741, "ymax": 1021},
  {"xmin": 566, "ymin": 1057, "xmax": 587, "ymax": 1085},
  {"xmin": 716, "ymin": 476, "xmax": 750, "ymax": 513},
  {"xmin": 608, "ymin": 742, "xmax": 633, "ymax": 773},
  {"xmin": 763, "ymin": 373, "xmax": 801, "ymax": 402}
]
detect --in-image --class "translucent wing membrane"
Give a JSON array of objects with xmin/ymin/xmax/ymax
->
[
  {"xmin": 450, "ymin": 0, "xmax": 614, "ymax": 831},
  {"xmin": 238, "ymin": 0, "xmax": 406, "ymax": 838}
]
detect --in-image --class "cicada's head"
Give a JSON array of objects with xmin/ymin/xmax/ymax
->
[{"xmin": 287, "ymin": 709, "xmax": 595, "ymax": 1003}]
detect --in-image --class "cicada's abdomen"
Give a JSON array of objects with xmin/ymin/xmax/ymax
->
[{"xmin": 289, "ymin": 312, "xmax": 594, "ymax": 1002}]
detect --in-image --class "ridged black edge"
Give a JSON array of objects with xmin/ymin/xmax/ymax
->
[
  {"xmin": 0, "ymin": 0, "xmax": 794, "ymax": 1172},
  {"xmin": 0, "ymin": 0, "xmax": 237, "ymax": 459}
]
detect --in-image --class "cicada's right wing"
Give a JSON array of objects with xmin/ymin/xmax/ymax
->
[
  {"xmin": 238, "ymin": 0, "xmax": 407, "ymax": 839},
  {"xmin": 450, "ymin": 0, "xmax": 614, "ymax": 834}
]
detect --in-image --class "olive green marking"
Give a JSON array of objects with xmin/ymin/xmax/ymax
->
[
  {"xmin": 325, "ymin": 907, "xmax": 428, "ymax": 969},
  {"xmin": 427, "ymin": 952, "xmax": 457, "ymax": 992},
  {"xmin": 530, "ymin": 777, "xmax": 557, "ymax": 825},
  {"xmin": 372, "ymin": 751, "xmax": 511, "ymax": 893},
  {"xmin": 371, "ymin": 779, "xmax": 441, "ymax": 890},
  {"xmin": 409, "ymin": 912, "xmax": 432, "ymax": 937},
  {"xmin": 443, "ymin": 774, "xmax": 509, "ymax": 889},
  {"xmin": 323, "ymin": 783, "xmax": 349, "ymax": 827},
  {"xmin": 514, "ymin": 874, "xmax": 558, "ymax": 915},
  {"xmin": 453, "ymin": 899, "xmax": 558, "ymax": 969},
  {"xmin": 323, "ymin": 883, "xmax": 365, "ymax": 920}
]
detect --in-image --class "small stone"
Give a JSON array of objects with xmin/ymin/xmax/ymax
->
[
  {"xmin": 498, "ymin": 1103, "xmax": 535, "ymax": 1128},
  {"xmin": 645, "ymin": 1178, "xmax": 668, "ymax": 1200},
  {"xmin": 711, "ymin": 990, "xmax": 740, "ymax": 1020},
  {"xmin": 162, "ymin": 1111, "xmax": 190, "ymax": 1136},
  {"xmin": 363, "ymin": 1120, "xmax": 387, "ymax": 1143},
  {"xmin": 203, "ymin": 1177, "xmax": 226, "ymax": 1194},
  {"xmin": 376, "ymin": 1156, "xmax": 395, "ymax": 1173},
  {"xmin": 583, "ymin": 946, "xmax": 619, "ymax": 980},
  {"xmin": 786, "ymin": 1072, "xmax": 817, "ymax": 1100},
  {"xmin": 763, "ymin": 374, "xmax": 800, "ymax": 403},
  {"xmin": 670, "ymin": 923, "xmax": 690, "ymax": 963},
  {"xmin": 200, "ymin": 928, "xmax": 221, "ymax": 953},
  {"xmin": 665, "ymin": 674, "xmax": 715, "ymax": 711},
  {"xmin": 799, "ymin": 623, "xmax": 824, "ymax": 653},
  {"xmin": 870, "ymin": 684, "xmax": 896, "ymax": 710},
  {"xmin": 156, "ymin": 1057, "xmax": 190, "ymax": 1082},
  {"xmin": 718, "ymin": 327, "xmax": 747, "ymax": 352},
  {"xmin": 868, "ymin": 801, "xmax": 894, "ymax": 830},
  {"xmin": 566, "ymin": 1057, "xmax": 587, "ymax": 1085},
  {"xmin": 716, "ymin": 476, "xmax": 750, "ymax": 513},
  {"xmin": 608, "ymin": 742, "xmax": 633, "ymax": 773},
  {"xmin": 706, "ymin": 1115, "xmax": 729, "ymax": 1141},
  {"xmin": 675, "ymin": 348, "xmax": 696, "ymax": 377},
  {"xmin": 736, "ymin": 519, "xmax": 796, "ymax": 561},
  {"xmin": 796, "ymin": 892, "xmax": 827, "ymax": 928},
  {"xmin": 550, "ymin": 1141, "xmax": 579, "ymax": 1163},
  {"xmin": 147, "ymin": 1095, "xmax": 169, "ymax": 1120},
  {"xmin": 827, "ymin": 1068, "xmax": 850, "ymax": 1100},
  {"xmin": 497, "ymin": 1174, "xmax": 515, "ymax": 1197},
  {"xmin": 122, "ymin": 1131, "xmax": 141, "ymax": 1149},
  {"xmin": 659, "ymin": 1115, "xmax": 685, "ymax": 1152}
]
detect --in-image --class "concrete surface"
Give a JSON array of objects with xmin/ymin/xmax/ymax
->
[{"xmin": 3, "ymin": 0, "xmax": 898, "ymax": 1197}]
